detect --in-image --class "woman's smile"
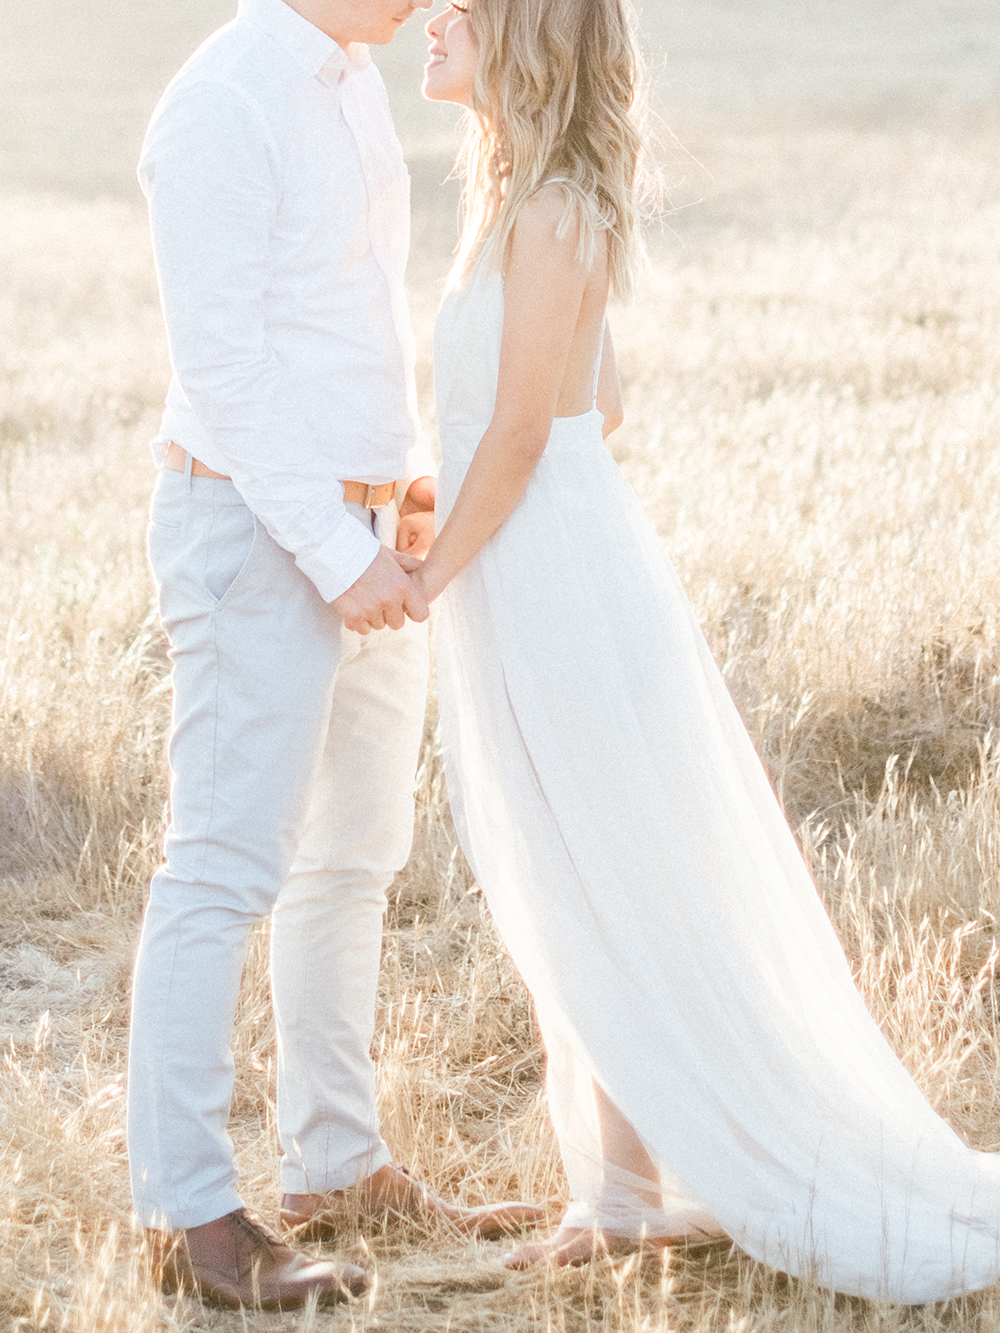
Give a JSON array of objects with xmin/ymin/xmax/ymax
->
[{"xmin": 422, "ymin": 6, "xmax": 477, "ymax": 105}]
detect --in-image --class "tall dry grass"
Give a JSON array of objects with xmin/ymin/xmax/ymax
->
[{"xmin": 3, "ymin": 56, "xmax": 1000, "ymax": 1333}]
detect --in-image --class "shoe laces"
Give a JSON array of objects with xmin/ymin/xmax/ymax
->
[{"xmin": 231, "ymin": 1207, "xmax": 285, "ymax": 1250}]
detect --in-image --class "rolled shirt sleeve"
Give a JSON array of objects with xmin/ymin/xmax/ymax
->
[{"xmin": 139, "ymin": 80, "xmax": 380, "ymax": 601}]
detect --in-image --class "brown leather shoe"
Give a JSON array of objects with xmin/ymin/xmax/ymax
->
[
  {"xmin": 281, "ymin": 1163, "xmax": 544, "ymax": 1242},
  {"xmin": 144, "ymin": 1207, "xmax": 368, "ymax": 1310}
]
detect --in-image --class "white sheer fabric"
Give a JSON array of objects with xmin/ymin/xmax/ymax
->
[{"xmin": 432, "ymin": 258, "xmax": 1000, "ymax": 1302}]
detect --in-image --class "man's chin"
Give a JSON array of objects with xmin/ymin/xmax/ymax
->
[{"xmin": 368, "ymin": 18, "xmax": 406, "ymax": 44}]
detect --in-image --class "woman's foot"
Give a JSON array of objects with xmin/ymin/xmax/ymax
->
[{"xmin": 502, "ymin": 1225, "xmax": 730, "ymax": 1270}]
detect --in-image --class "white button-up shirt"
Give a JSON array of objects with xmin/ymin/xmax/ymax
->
[{"xmin": 139, "ymin": 0, "xmax": 433, "ymax": 600}]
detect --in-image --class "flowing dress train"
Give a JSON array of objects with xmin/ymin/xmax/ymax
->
[{"xmin": 432, "ymin": 256, "xmax": 1000, "ymax": 1303}]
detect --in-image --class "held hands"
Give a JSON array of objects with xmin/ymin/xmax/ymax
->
[
  {"xmin": 332, "ymin": 478, "xmax": 437, "ymax": 634},
  {"xmin": 399, "ymin": 478, "xmax": 451, "ymax": 609},
  {"xmin": 405, "ymin": 560, "xmax": 450, "ymax": 611},
  {"xmin": 332, "ymin": 546, "xmax": 429, "ymax": 634}
]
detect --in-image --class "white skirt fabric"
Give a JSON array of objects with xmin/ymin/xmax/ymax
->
[{"xmin": 432, "ymin": 260, "xmax": 1000, "ymax": 1302}]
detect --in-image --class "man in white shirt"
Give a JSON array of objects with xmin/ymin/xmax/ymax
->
[{"xmin": 130, "ymin": 0, "xmax": 539, "ymax": 1310}]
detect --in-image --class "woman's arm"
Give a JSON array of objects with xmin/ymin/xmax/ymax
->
[
  {"xmin": 412, "ymin": 189, "xmax": 596, "ymax": 603},
  {"xmin": 597, "ymin": 324, "xmax": 624, "ymax": 439}
]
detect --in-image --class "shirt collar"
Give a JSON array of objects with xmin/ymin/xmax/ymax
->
[{"xmin": 237, "ymin": 0, "xmax": 368, "ymax": 81}]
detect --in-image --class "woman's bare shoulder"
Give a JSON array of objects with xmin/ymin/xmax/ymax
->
[
  {"xmin": 510, "ymin": 183, "xmax": 607, "ymax": 264},
  {"xmin": 512, "ymin": 184, "xmax": 579, "ymax": 244}
]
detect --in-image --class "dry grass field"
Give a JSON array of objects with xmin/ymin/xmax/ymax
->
[{"xmin": 3, "ymin": 1, "xmax": 1000, "ymax": 1329}]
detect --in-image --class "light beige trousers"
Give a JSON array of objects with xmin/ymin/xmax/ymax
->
[{"xmin": 128, "ymin": 468, "xmax": 428, "ymax": 1230}]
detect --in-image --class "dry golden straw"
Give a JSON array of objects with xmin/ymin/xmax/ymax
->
[{"xmin": 2, "ymin": 32, "xmax": 1000, "ymax": 1333}]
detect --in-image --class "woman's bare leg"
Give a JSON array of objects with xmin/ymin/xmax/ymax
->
[
  {"xmin": 504, "ymin": 1081, "xmax": 727, "ymax": 1268},
  {"xmin": 593, "ymin": 1081, "xmax": 663, "ymax": 1208}
]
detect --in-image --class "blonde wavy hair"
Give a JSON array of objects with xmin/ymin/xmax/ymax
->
[{"xmin": 452, "ymin": 0, "xmax": 654, "ymax": 300}]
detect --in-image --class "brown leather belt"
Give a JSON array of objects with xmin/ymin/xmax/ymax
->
[
  {"xmin": 163, "ymin": 441, "xmax": 398, "ymax": 509},
  {"xmin": 340, "ymin": 479, "xmax": 397, "ymax": 509},
  {"xmin": 165, "ymin": 440, "xmax": 230, "ymax": 479}
]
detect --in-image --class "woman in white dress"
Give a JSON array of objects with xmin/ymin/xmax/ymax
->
[{"xmin": 408, "ymin": 0, "xmax": 1000, "ymax": 1301}]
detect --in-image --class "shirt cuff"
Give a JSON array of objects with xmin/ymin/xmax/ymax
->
[{"xmin": 295, "ymin": 511, "xmax": 383, "ymax": 603}]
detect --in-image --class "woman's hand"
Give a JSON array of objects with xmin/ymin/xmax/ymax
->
[
  {"xmin": 407, "ymin": 561, "xmax": 448, "ymax": 607},
  {"xmin": 396, "ymin": 475, "xmax": 437, "ymax": 559},
  {"xmin": 396, "ymin": 510, "xmax": 435, "ymax": 558}
]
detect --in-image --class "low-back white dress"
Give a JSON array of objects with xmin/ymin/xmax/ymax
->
[{"xmin": 432, "ymin": 251, "xmax": 1000, "ymax": 1303}]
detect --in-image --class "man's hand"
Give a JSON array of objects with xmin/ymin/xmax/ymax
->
[{"xmin": 332, "ymin": 546, "xmax": 429, "ymax": 634}]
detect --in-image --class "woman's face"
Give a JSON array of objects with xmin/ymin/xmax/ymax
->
[{"xmin": 422, "ymin": 4, "xmax": 478, "ymax": 107}]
